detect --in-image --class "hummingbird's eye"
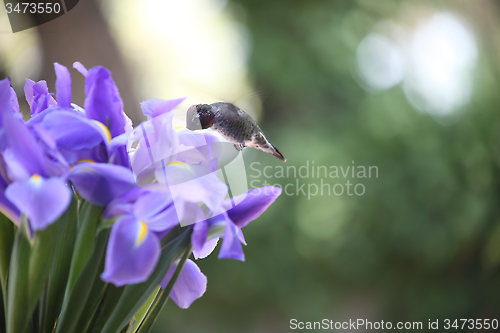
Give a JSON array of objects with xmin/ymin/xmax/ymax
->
[
  {"xmin": 186, "ymin": 104, "xmax": 214, "ymax": 130},
  {"xmin": 199, "ymin": 112, "xmax": 215, "ymax": 129}
]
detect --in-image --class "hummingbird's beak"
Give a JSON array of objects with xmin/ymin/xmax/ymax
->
[{"xmin": 186, "ymin": 105, "xmax": 202, "ymax": 130}]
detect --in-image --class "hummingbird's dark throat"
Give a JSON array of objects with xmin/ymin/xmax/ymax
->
[{"xmin": 196, "ymin": 104, "xmax": 216, "ymax": 129}]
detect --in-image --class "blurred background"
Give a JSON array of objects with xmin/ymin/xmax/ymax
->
[{"xmin": 2, "ymin": 0, "xmax": 500, "ymax": 331}]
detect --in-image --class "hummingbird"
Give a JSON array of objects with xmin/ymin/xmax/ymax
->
[{"xmin": 186, "ymin": 102, "xmax": 286, "ymax": 162}]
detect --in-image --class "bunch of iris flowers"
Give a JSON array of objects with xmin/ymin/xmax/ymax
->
[{"xmin": 0, "ymin": 62, "xmax": 281, "ymax": 333}]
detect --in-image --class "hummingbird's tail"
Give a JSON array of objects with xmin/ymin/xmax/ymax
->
[
  {"xmin": 251, "ymin": 133, "xmax": 286, "ymax": 162},
  {"xmin": 255, "ymin": 143, "xmax": 286, "ymax": 162}
]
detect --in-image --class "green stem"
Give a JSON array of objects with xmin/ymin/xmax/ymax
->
[
  {"xmin": 43, "ymin": 196, "xmax": 78, "ymax": 333},
  {"xmin": 0, "ymin": 214, "xmax": 15, "ymax": 312},
  {"xmin": 86, "ymin": 285, "xmax": 124, "ymax": 333},
  {"xmin": 28, "ymin": 216, "xmax": 64, "ymax": 319},
  {"xmin": 6, "ymin": 216, "xmax": 32, "ymax": 333},
  {"xmin": 1, "ymin": 285, "xmax": 5, "ymax": 333},
  {"xmin": 55, "ymin": 228, "xmax": 109, "ymax": 333},
  {"xmin": 65, "ymin": 202, "xmax": 103, "ymax": 293},
  {"xmin": 127, "ymin": 287, "xmax": 160, "ymax": 333},
  {"xmin": 37, "ymin": 283, "xmax": 48, "ymax": 333},
  {"xmin": 73, "ymin": 266, "xmax": 108, "ymax": 333},
  {"xmin": 135, "ymin": 247, "xmax": 193, "ymax": 333},
  {"xmin": 31, "ymin": 303, "xmax": 39, "ymax": 333}
]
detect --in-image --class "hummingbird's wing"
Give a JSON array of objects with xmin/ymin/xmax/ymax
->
[{"xmin": 213, "ymin": 102, "xmax": 241, "ymax": 118}]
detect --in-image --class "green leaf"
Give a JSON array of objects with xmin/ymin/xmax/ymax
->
[
  {"xmin": 135, "ymin": 247, "xmax": 192, "ymax": 333},
  {"xmin": 6, "ymin": 216, "xmax": 32, "ymax": 333},
  {"xmin": 100, "ymin": 228, "xmax": 192, "ymax": 333},
  {"xmin": 129, "ymin": 287, "xmax": 161, "ymax": 333},
  {"xmin": 43, "ymin": 196, "xmax": 78, "ymax": 333},
  {"xmin": 160, "ymin": 225, "xmax": 187, "ymax": 247},
  {"xmin": 87, "ymin": 285, "xmax": 124, "ymax": 333},
  {"xmin": 28, "ymin": 215, "xmax": 64, "ymax": 317},
  {"xmin": 0, "ymin": 214, "xmax": 15, "ymax": 315},
  {"xmin": 72, "ymin": 265, "xmax": 107, "ymax": 333},
  {"xmin": 1, "ymin": 285, "xmax": 6, "ymax": 333},
  {"xmin": 55, "ymin": 228, "xmax": 109, "ymax": 333},
  {"xmin": 65, "ymin": 201, "xmax": 103, "ymax": 293}
]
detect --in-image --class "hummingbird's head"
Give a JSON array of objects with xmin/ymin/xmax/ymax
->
[{"xmin": 186, "ymin": 104, "xmax": 216, "ymax": 130}]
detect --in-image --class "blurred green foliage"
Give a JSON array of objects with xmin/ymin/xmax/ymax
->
[{"xmin": 154, "ymin": 0, "xmax": 500, "ymax": 332}]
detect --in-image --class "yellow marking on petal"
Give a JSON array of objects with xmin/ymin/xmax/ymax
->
[
  {"xmin": 137, "ymin": 221, "xmax": 148, "ymax": 245},
  {"xmin": 168, "ymin": 161, "xmax": 187, "ymax": 167},
  {"xmin": 70, "ymin": 159, "xmax": 95, "ymax": 171},
  {"xmin": 31, "ymin": 174, "xmax": 41, "ymax": 183},
  {"xmin": 174, "ymin": 126, "xmax": 186, "ymax": 130},
  {"xmin": 94, "ymin": 120, "xmax": 112, "ymax": 142},
  {"xmin": 75, "ymin": 159, "xmax": 95, "ymax": 164}
]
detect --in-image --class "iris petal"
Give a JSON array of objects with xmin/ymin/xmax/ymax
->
[
  {"xmin": 0, "ymin": 175, "xmax": 20, "ymax": 225},
  {"xmin": 103, "ymin": 187, "xmax": 149, "ymax": 219},
  {"xmin": 3, "ymin": 111, "xmax": 46, "ymax": 177},
  {"xmin": 101, "ymin": 216, "xmax": 160, "ymax": 286},
  {"xmin": 9, "ymin": 87, "xmax": 19, "ymax": 114},
  {"xmin": 145, "ymin": 204, "xmax": 179, "ymax": 231},
  {"xmin": 42, "ymin": 111, "xmax": 106, "ymax": 150},
  {"xmin": 54, "ymin": 63, "xmax": 72, "ymax": 108},
  {"xmin": 69, "ymin": 163, "xmax": 137, "ymax": 206},
  {"xmin": 0, "ymin": 78, "xmax": 12, "ymax": 122},
  {"xmin": 24, "ymin": 79, "xmax": 56, "ymax": 115},
  {"xmin": 218, "ymin": 219, "xmax": 245, "ymax": 262},
  {"xmin": 83, "ymin": 66, "xmax": 132, "ymax": 138},
  {"xmin": 226, "ymin": 186, "xmax": 282, "ymax": 228},
  {"xmin": 133, "ymin": 191, "xmax": 178, "ymax": 231},
  {"xmin": 194, "ymin": 238, "xmax": 218, "ymax": 260},
  {"xmin": 191, "ymin": 220, "xmax": 209, "ymax": 254},
  {"xmin": 160, "ymin": 259, "xmax": 207, "ymax": 309},
  {"xmin": 158, "ymin": 165, "xmax": 227, "ymax": 218},
  {"xmin": 5, "ymin": 175, "xmax": 71, "ymax": 231},
  {"xmin": 140, "ymin": 97, "xmax": 185, "ymax": 119}
]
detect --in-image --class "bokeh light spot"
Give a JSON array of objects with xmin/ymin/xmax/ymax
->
[{"xmin": 356, "ymin": 32, "xmax": 405, "ymax": 91}]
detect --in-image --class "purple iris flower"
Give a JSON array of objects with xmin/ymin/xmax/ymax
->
[
  {"xmin": 75, "ymin": 61, "xmax": 132, "ymax": 168},
  {"xmin": 6, "ymin": 175, "xmax": 71, "ymax": 231},
  {"xmin": 0, "ymin": 61, "xmax": 284, "ymax": 313},
  {"xmin": 38, "ymin": 107, "xmax": 131, "ymax": 168},
  {"xmin": 129, "ymin": 98, "xmax": 228, "ymax": 226},
  {"xmin": 0, "ymin": 63, "xmax": 131, "ymax": 229},
  {"xmin": 30, "ymin": 63, "xmax": 131, "ymax": 169},
  {"xmin": 20, "ymin": 63, "xmax": 134, "ymax": 208},
  {"xmin": 191, "ymin": 186, "xmax": 282, "ymax": 261},
  {"xmin": 101, "ymin": 189, "xmax": 179, "ymax": 286},
  {"xmin": 153, "ymin": 185, "xmax": 281, "ymax": 309},
  {"xmin": 24, "ymin": 79, "xmax": 57, "ymax": 116},
  {"xmin": 27, "ymin": 63, "xmax": 108, "ymax": 162},
  {"xmin": 74, "ymin": 62, "xmax": 133, "ymax": 138},
  {"xmin": 0, "ymin": 80, "xmax": 71, "ymax": 231},
  {"xmin": 128, "ymin": 98, "xmax": 183, "ymax": 183}
]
